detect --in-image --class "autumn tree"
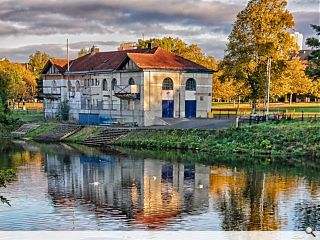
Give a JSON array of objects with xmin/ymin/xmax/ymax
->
[
  {"xmin": 78, "ymin": 48, "xmax": 90, "ymax": 57},
  {"xmin": 138, "ymin": 37, "xmax": 218, "ymax": 70},
  {"xmin": 274, "ymin": 58, "xmax": 312, "ymax": 104},
  {"xmin": 0, "ymin": 60, "xmax": 36, "ymax": 110},
  {"xmin": 212, "ymin": 66, "xmax": 249, "ymax": 105},
  {"xmin": 223, "ymin": 0, "xmax": 296, "ymax": 112}
]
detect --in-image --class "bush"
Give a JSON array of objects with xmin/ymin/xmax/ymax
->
[
  {"xmin": 0, "ymin": 169, "xmax": 15, "ymax": 206},
  {"xmin": 56, "ymin": 100, "xmax": 70, "ymax": 121}
]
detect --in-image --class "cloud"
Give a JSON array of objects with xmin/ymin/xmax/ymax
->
[
  {"xmin": 0, "ymin": 0, "xmax": 318, "ymax": 61},
  {"xmin": 0, "ymin": 0, "xmax": 242, "ymax": 36}
]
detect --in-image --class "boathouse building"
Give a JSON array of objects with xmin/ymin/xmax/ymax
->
[{"xmin": 41, "ymin": 46, "xmax": 213, "ymax": 126}]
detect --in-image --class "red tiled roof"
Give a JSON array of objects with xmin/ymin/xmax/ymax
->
[
  {"xmin": 41, "ymin": 58, "xmax": 68, "ymax": 74},
  {"xmin": 50, "ymin": 58, "xmax": 69, "ymax": 72},
  {"xmin": 127, "ymin": 48, "xmax": 209, "ymax": 71},
  {"xmin": 42, "ymin": 47, "xmax": 212, "ymax": 74},
  {"xmin": 69, "ymin": 48, "xmax": 156, "ymax": 72}
]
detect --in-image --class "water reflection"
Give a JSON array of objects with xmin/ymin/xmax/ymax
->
[
  {"xmin": 0, "ymin": 141, "xmax": 319, "ymax": 230},
  {"xmin": 46, "ymin": 152, "xmax": 210, "ymax": 229}
]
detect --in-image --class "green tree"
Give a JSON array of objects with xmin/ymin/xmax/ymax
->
[
  {"xmin": 78, "ymin": 48, "xmax": 90, "ymax": 57},
  {"xmin": 28, "ymin": 51, "xmax": 50, "ymax": 78},
  {"xmin": 28, "ymin": 51, "xmax": 50, "ymax": 100},
  {"xmin": 138, "ymin": 37, "xmax": 218, "ymax": 70},
  {"xmin": 223, "ymin": 0, "xmax": 296, "ymax": 112},
  {"xmin": 306, "ymin": 24, "xmax": 320, "ymax": 79}
]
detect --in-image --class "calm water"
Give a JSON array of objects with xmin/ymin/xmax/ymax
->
[{"xmin": 0, "ymin": 140, "xmax": 319, "ymax": 231}]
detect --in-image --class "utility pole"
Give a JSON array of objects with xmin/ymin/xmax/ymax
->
[
  {"xmin": 266, "ymin": 57, "xmax": 271, "ymax": 120},
  {"xmin": 67, "ymin": 39, "xmax": 70, "ymax": 71}
]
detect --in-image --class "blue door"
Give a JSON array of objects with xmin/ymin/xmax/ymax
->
[
  {"xmin": 162, "ymin": 100, "xmax": 174, "ymax": 118},
  {"xmin": 185, "ymin": 100, "xmax": 196, "ymax": 118}
]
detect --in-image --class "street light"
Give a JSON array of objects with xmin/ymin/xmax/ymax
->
[{"xmin": 265, "ymin": 57, "xmax": 271, "ymax": 120}]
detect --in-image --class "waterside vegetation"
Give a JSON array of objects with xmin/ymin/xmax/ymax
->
[{"xmin": 113, "ymin": 121, "xmax": 320, "ymax": 157}]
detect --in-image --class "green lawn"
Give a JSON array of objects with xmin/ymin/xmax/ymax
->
[
  {"xmin": 11, "ymin": 110, "xmax": 44, "ymax": 123},
  {"xmin": 212, "ymin": 103, "xmax": 320, "ymax": 114}
]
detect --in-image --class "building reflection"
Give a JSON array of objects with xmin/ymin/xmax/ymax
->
[
  {"xmin": 44, "ymin": 149, "xmax": 319, "ymax": 230},
  {"xmin": 45, "ymin": 152, "xmax": 210, "ymax": 228}
]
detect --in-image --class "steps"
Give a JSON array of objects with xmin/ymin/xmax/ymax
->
[
  {"xmin": 83, "ymin": 128, "xmax": 131, "ymax": 146},
  {"xmin": 33, "ymin": 124, "xmax": 82, "ymax": 143},
  {"xmin": 12, "ymin": 124, "xmax": 40, "ymax": 137}
]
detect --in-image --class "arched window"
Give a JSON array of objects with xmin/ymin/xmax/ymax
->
[
  {"xmin": 52, "ymin": 80, "xmax": 57, "ymax": 92},
  {"xmin": 68, "ymin": 80, "xmax": 72, "ymax": 91},
  {"xmin": 129, "ymin": 78, "xmax": 135, "ymax": 85},
  {"xmin": 186, "ymin": 78, "xmax": 196, "ymax": 91},
  {"xmin": 162, "ymin": 78, "xmax": 173, "ymax": 90},
  {"xmin": 102, "ymin": 79, "xmax": 107, "ymax": 91},
  {"xmin": 76, "ymin": 81, "xmax": 80, "ymax": 91},
  {"xmin": 111, "ymin": 78, "xmax": 117, "ymax": 91}
]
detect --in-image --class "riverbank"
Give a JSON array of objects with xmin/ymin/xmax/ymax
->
[
  {"xmin": 113, "ymin": 121, "xmax": 320, "ymax": 157},
  {"xmin": 7, "ymin": 120, "xmax": 320, "ymax": 158}
]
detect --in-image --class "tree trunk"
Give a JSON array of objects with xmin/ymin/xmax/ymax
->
[
  {"xmin": 252, "ymin": 100, "xmax": 257, "ymax": 114},
  {"xmin": 289, "ymin": 93, "xmax": 293, "ymax": 105},
  {"xmin": 237, "ymin": 96, "xmax": 241, "ymax": 116}
]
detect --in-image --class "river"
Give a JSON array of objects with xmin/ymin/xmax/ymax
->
[{"xmin": 0, "ymin": 140, "xmax": 319, "ymax": 231}]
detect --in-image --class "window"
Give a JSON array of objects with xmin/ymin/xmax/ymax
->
[
  {"xmin": 129, "ymin": 78, "xmax": 135, "ymax": 85},
  {"xmin": 111, "ymin": 78, "xmax": 117, "ymax": 91},
  {"xmin": 76, "ymin": 81, "xmax": 80, "ymax": 91},
  {"xmin": 91, "ymin": 79, "xmax": 94, "ymax": 86},
  {"xmin": 186, "ymin": 78, "xmax": 196, "ymax": 91},
  {"xmin": 162, "ymin": 78, "xmax": 173, "ymax": 90},
  {"xmin": 102, "ymin": 79, "xmax": 107, "ymax": 91},
  {"xmin": 52, "ymin": 80, "xmax": 57, "ymax": 92},
  {"xmin": 68, "ymin": 80, "xmax": 72, "ymax": 91}
]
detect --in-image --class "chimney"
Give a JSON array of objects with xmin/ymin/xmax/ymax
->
[{"xmin": 90, "ymin": 45, "xmax": 100, "ymax": 55}]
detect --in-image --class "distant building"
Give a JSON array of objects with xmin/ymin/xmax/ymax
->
[
  {"xmin": 41, "ymin": 46, "xmax": 213, "ymax": 126},
  {"xmin": 118, "ymin": 42, "xmax": 138, "ymax": 51},
  {"xmin": 291, "ymin": 32, "xmax": 303, "ymax": 50}
]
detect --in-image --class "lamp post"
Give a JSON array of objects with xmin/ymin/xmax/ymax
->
[{"xmin": 266, "ymin": 57, "xmax": 271, "ymax": 120}]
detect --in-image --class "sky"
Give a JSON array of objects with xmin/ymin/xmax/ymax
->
[{"xmin": 0, "ymin": 0, "xmax": 319, "ymax": 62}]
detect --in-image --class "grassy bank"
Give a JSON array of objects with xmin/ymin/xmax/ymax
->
[
  {"xmin": 114, "ymin": 122, "xmax": 320, "ymax": 157},
  {"xmin": 65, "ymin": 126, "xmax": 104, "ymax": 143},
  {"xmin": 24, "ymin": 123, "xmax": 57, "ymax": 138}
]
